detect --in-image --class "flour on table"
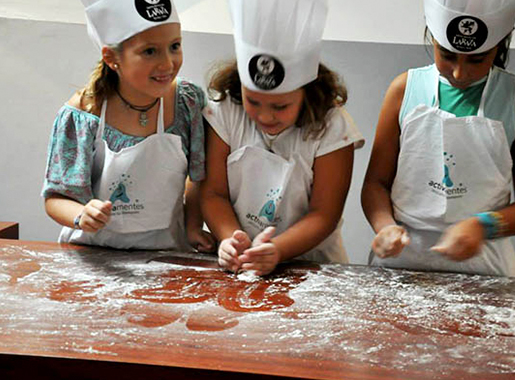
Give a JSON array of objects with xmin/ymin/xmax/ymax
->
[{"xmin": 237, "ymin": 270, "xmax": 261, "ymax": 282}]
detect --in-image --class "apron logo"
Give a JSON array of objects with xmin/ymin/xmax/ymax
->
[
  {"xmin": 249, "ymin": 55, "xmax": 285, "ymax": 91},
  {"xmin": 110, "ymin": 183, "xmax": 130, "ymax": 204},
  {"xmin": 446, "ymin": 16, "xmax": 488, "ymax": 52},
  {"xmin": 428, "ymin": 152, "xmax": 468, "ymax": 198},
  {"xmin": 258, "ymin": 188, "xmax": 282, "ymax": 222},
  {"xmin": 135, "ymin": 0, "xmax": 172, "ymax": 22},
  {"xmin": 109, "ymin": 175, "xmax": 145, "ymax": 214},
  {"xmin": 442, "ymin": 152, "xmax": 456, "ymax": 188},
  {"xmin": 246, "ymin": 188, "xmax": 282, "ymax": 230}
]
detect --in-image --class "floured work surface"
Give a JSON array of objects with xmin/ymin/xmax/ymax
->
[{"xmin": 0, "ymin": 240, "xmax": 514, "ymax": 380}]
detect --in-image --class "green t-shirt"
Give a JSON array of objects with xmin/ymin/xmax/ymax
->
[{"xmin": 438, "ymin": 77, "xmax": 487, "ymax": 117}]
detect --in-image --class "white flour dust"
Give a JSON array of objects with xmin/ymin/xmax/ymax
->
[{"xmin": 0, "ymin": 245, "xmax": 514, "ymax": 378}]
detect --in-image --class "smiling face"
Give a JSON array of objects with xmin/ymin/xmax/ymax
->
[
  {"xmin": 105, "ymin": 23, "xmax": 183, "ymax": 104},
  {"xmin": 241, "ymin": 86, "xmax": 304, "ymax": 135},
  {"xmin": 433, "ymin": 41, "xmax": 497, "ymax": 89}
]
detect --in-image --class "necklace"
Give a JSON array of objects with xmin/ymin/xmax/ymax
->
[
  {"xmin": 262, "ymin": 131, "xmax": 279, "ymax": 152},
  {"xmin": 115, "ymin": 88, "xmax": 159, "ymax": 127}
]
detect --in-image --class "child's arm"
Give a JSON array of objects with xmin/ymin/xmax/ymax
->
[
  {"xmin": 239, "ymin": 144, "xmax": 355, "ymax": 275},
  {"xmin": 184, "ymin": 178, "xmax": 215, "ymax": 252},
  {"xmin": 431, "ymin": 205, "xmax": 515, "ymax": 261},
  {"xmin": 45, "ymin": 194, "xmax": 111, "ymax": 232},
  {"xmin": 431, "ymin": 148, "xmax": 515, "ymax": 261},
  {"xmin": 200, "ymin": 126, "xmax": 252, "ymax": 271},
  {"xmin": 361, "ymin": 73, "xmax": 409, "ymax": 258}
]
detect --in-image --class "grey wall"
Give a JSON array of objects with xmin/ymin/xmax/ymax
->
[{"xmin": 2, "ymin": 18, "xmax": 512, "ymax": 263}]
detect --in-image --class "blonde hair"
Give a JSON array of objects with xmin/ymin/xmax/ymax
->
[
  {"xmin": 207, "ymin": 60, "xmax": 348, "ymax": 139},
  {"xmin": 79, "ymin": 45, "xmax": 122, "ymax": 113}
]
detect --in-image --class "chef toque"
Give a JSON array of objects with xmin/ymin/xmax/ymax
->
[
  {"xmin": 424, "ymin": 0, "xmax": 515, "ymax": 54},
  {"xmin": 229, "ymin": 0, "xmax": 329, "ymax": 93},
  {"xmin": 81, "ymin": 0, "xmax": 180, "ymax": 50}
]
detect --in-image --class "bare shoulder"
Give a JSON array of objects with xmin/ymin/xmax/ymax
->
[
  {"xmin": 66, "ymin": 91, "xmax": 83, "ymax": 109},
  {"xmin": 66, "ymin": 91, "xmax": 100, "ymax": 116},
  {"xmin": 386, "ymin": 72, "xmax": 408, "ymax": 104}
]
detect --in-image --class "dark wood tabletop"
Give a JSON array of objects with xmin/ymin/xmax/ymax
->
[{"xmin": 0, "ymin": 239, "xmax": 514, "ymax": 380}]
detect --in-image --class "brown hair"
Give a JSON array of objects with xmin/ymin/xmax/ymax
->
[
  {"xmin": 207, "ymin": 60, "xmax": 348, "ymax": 139},
  {"xmin": 79, "ymin": 45, "xmax": 122, "ymax": 113}
]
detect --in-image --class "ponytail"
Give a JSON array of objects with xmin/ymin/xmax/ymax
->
[{"xmin": 80, "ymin": 49, "xmax": 120, "ymax": 113}]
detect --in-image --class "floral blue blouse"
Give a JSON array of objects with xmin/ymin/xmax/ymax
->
[{"xmin": 42, "ymin": 78, "xmax": 206, "ymax": 205}]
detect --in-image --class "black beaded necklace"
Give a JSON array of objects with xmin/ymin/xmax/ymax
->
[{"xmin": 115, "ymin": 88, "xmax": 159, "ymax": 127}]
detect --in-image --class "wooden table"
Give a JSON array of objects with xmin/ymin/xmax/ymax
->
[
  {"xmin": 0, "ymin": 222, "xmax": 18, "ymax": 239},
  {"xmin": 0, "ymin": 239, "xmax": 514, "ymax": 380}
]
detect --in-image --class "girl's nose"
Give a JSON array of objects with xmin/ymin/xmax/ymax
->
[
  {"xmin": 257, "ymin": 110, "xmax": 275, "ymax": 124},
  {"xmin": 452, "ymin": 62, "xmax": 467, "ymax": 82},
  {"xmin": 159, "ymin": 52, "xmax": 175, "ymax": 70}
]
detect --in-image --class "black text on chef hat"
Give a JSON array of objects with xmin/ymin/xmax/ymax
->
[
  {"xmin": 135, "ymin": 0, "xmax": 172, "ymax": 22},
  {"xmin": 446, "ymin": 16, "xmax": 488, "ymax": 53},
  {"xmin": 249, "ymin": 54, "xmax": 286, "ymax": 91}
]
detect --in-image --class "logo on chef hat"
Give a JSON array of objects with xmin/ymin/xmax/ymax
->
[
  {"xmin": 135, "ymin": 0, "xmax": 172, "ymax": 22},
  {"xmin": 446, "ymin": 16, "xmax": 488, "ymax": 52},
  {"xmin": 249, "ymin": 54, "xmax": 285, "ymax": 91}
]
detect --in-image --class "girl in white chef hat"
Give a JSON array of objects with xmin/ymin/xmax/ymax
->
[
  {"xmin": 42, "ymin": 0, "xmax": 214, "ymax": 251},
  {"xmin": 362, "ymin": 0, "xmax": 515, "ymax": 276},
  {"xmin": 201, "ymin": 0, "xmax": 364, "ymax": 275}
]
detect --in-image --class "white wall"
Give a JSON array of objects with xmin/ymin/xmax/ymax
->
[
  {"xmin": 0, "ymin": 16, "xmax": 419, "ymax": 264},
  {"xmin": 1, "ymin": 4, "xmax": 514, "ymax": 263},
  {"xmin": 0, "ymin": 0, "xmax": 427, "ymax": 44}
]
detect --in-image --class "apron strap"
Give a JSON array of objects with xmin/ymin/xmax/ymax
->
[
  {"xmin": 97, "ymin": 99, "xmax": 108, "ymax": 141},
  {"xmin": 477, "ymin": 68, "xmax": 494, "ymax": 118},
  {"xmin": 157, "ymin": 98, "xmax": 165, "ymax": 135}
]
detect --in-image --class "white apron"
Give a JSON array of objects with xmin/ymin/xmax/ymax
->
[
  {"xmin": 59, "ymin": 98, "xmax": 189, "ymax": 250},
  {"xmin": 372, "ymin": 71, "xmax": 515, "ymax": 276},
  {"xmin": 227, "ymin": 143, "xmax": 347, "ymax": 263}
]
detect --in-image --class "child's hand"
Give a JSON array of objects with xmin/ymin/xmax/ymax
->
[
  {"xmin": 239, "ymin": 227, "xmax": 279, "ymax": 276},
  {"xmin": 79, "ymin": 200, "xmax": 112, "ymax": 233},
  {"xmin": 187, "ymin": 228, "xmax": 216, "ymax": 253},
  {"xmin": 372, "ymin": 225, "xmax": 410, "ymax": 258},
  {"xmin": 218, "ymin": 230, "xmax": 251, "ymax": 273},
  {"xmin": 431, "ymin": 217, "xmax": 484, "ymax": 261}
]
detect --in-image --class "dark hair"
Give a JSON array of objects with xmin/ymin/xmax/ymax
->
[
  {"xmin": 424, "ymin": 27, "xmax": 512, "ymax": 69},
  {"xmin": 79, "ymin": 45, "xmax": 122, "ymax": 113},
  {"xmin": 207, "ymin": 60, "xmax": 348, "ymax": 139}
]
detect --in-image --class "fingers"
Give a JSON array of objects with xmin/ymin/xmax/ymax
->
[
  {"xmin": 188, "ymin": 230, "xmax": 216, "ymax": 253},
  {"xmin": 80, "ymin": 200, "xmax": 112, "ymax": 232},
  {"xmin": 372, "ymin": 225, "xmax": 409, "ymax": 258},
  {"xmin": 430, "ymin": 220, "xmax": 483, "ymax": 262},
  {"xmin": 195, "ymin": 232, "xmax": 216, "ymax": 253},
  {"xmin": 218, "ymin": 238, "xmax": 242, "ymax": 273},
  {"xmin": 232, "ymin": 230, "xmax": 251, "ymax": 252},
  {"xmin": 252, "ymin": 226, "xmax": 276, "ymax": 247},
  {"xmin": 218, "ymin": 229, "xmax": 278, "ymax": 275},
  {"xmin": 430, "ymin": 239, "xmax": 477, "ymax": 261},
  {"xmin": 239, "ymin": 241, "xmax": 279, "ymax": 276}
]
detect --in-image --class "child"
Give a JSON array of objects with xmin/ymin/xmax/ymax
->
[
  {"xmin": 201, "ymin": 0, "xmax": 364, "ymax": 276},
  {"xmin": 42, "ymin": 0, "xmax": 214, "ymax": 251},
  {"xmin": 362, "ymin": 0, "xmax": 515, "ymax": 276}
]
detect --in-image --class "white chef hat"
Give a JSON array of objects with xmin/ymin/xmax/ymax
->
[
  {"xmin": 229, "ymin": 0, "xmax": 328, "ymax": 94},
  {"xmin": 424, "ymin": 0, "xmax": 515, "ymax": 54},
  {"xmin": 81, "ymin": 0, "xmax": 180, "ymax": 51}
]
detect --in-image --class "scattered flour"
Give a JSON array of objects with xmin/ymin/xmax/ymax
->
[
  {"xmin": 236, "ymin": 270, "xmax": 261, "ymax": 282},
  {"xmin": 1, "ymin": 244, "xmax": 514, "ymax": 378}
]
